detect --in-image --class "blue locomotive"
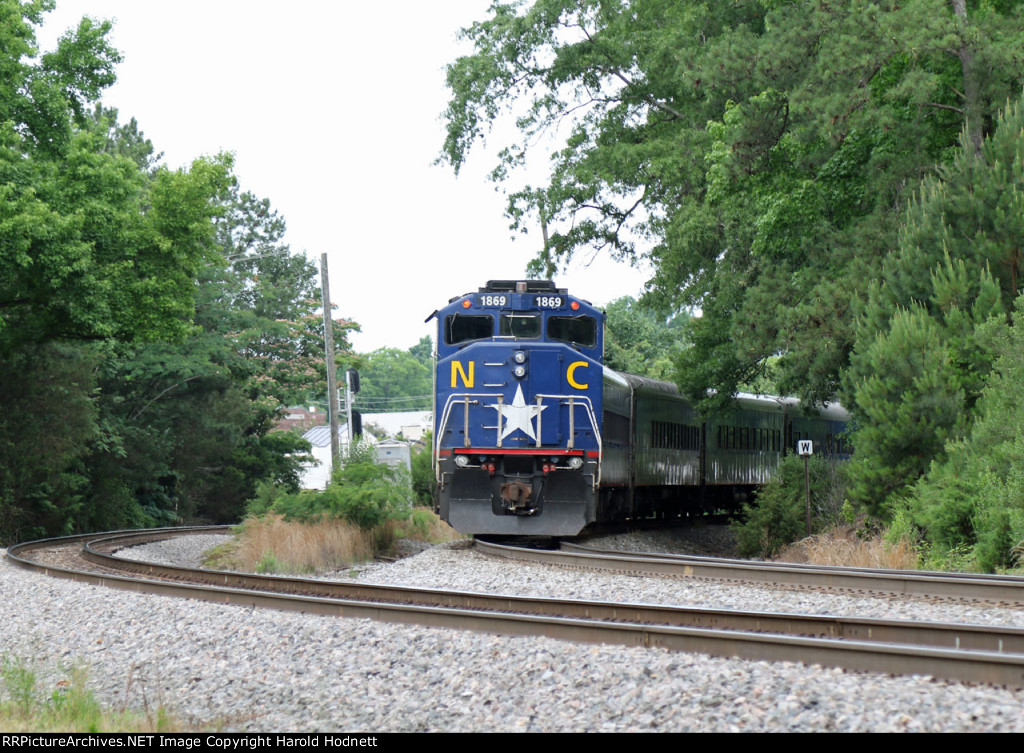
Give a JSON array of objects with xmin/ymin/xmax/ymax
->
[{"xmin": 430, "ymin": 280, "xmax": 849, "ymax": 536}]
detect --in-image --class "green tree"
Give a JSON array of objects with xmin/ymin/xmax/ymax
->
[
  {"xmin": 356, "ymin": 347, "xmax": 432, "ymax": 412},
  {"xmin": 408, "ymin": 335, "xmax": 433, "ymax": 370},
  {"xmin": 87, "ymin": 177, "xmax": 359, "ymax": 526},
  {"xmin": 0, "ymin": 12, "xmax": 231, "ymax": 355},
  {"xmin": 911, "ymin": 291, "xmax": 1024, "ymax": 571},
  {"xmin": 845, "ymin": 306, "xmax": 972, "ymax": 514},
  {"xmin": 845, "ymin": 96, "xmax": 1024, "ymax": 513},
  {"xmin": 199, "ymin": 182, "xmax": 358, "ymax": 407},
  {"xmin": 603, "ymin": 296, "xmax": 686, "ymax": 380},
  {"xmin": 0, "ymin": 4, "xmax": 240, "ymax": 540},
  {"xmin": 0, "ymin": 343, "xmax": 101, "ymax": 540},
  {"xmin": 0, "ymin": 4, "xmax": 360, "ymax": 538},
  {"xmin": 441, "ymin": 0, "xmax": 1024, "ymax": 409},
  {"xmin": 86, "ymin": 103, "xmax": 162, "ymax": 171}
]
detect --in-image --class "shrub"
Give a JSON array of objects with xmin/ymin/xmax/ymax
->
[
  {"xmin": 255, "ymin": 440, "xmax": 412, "ymax": 529},
  {"xmin": 733, "ymin": 454, "xmax": 846, "ymax": 559},
  {"xmin": 410, "ymin": 435, "xmax": 435, "ymax": 506},
  {"xmin": 246, "ymin": 480, "xmax": 290, "ymax": 518}
]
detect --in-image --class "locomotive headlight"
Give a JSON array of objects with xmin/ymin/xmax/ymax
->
[
  {"xmin": 513, "ymin": 350, "xmax": 527, "ymax": 364},
  {"xmin": 513, "ymin": 365, "xmax": 527, "ymax": 378},
  {"xmin": 454, "ymin": 455, "xmax": 470, "ymax": 467},
  {"xmin": 568, "ymin": 457, "xmax": 583, "ymax": 470}
]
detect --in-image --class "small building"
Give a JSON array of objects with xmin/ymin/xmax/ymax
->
[
  {"xmin": 299, "ymin": 425, "xmax": 377, "ymax": 490},
  {"xmin": 375, "ymin": 438, "xmax": 411, "ymax": 473}
]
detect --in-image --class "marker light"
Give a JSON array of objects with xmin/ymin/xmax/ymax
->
[
  {"xmin": 568, "ymin": 457, "xmax": 584, "ymax": 470},
  {"xmin": 570, "ymin": 301, "xmax": 580, "ymax": 310},
  {"xmin": 462, "ymin": 299, "xmax": 472, "ymax": 308},
  {"xmin": 513, "ymin": 350, "xmax": 527, "ymax": 364}
]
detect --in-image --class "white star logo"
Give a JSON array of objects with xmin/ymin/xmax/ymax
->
[{"xmin": 489, "ymin": 384, "xmax": 547, "ymax": 441}]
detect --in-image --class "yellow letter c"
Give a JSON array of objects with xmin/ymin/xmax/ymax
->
[{"xmin": 566, "ymin": 361, "xmax": 589, "ymax": 390}]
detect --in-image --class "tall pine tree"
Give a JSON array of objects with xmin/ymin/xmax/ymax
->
[{"xmin": 846, "ymin": 94, "xmax": 1024, "ymax": 514}]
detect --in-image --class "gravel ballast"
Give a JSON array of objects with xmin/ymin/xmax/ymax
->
[{"xmin": 3, "ymin": 533, "xmax": 1024, "ymax": 732}]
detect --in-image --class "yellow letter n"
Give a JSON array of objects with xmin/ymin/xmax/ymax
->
[{"xmin": 451, "ymin": 361, "xmax": 475, "ymax": 388}]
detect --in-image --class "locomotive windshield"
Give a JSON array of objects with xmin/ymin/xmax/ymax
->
[
  {"xmin": 445, "ymin": 314, "xmax": 493, "ymax": 345},
  {"xmin": 498, "ymin": 313, "xmax": 541, "ymax": 338},
  {"xmin": 547, "ymin": 315, "xmax": 597, "ymax": 348}
]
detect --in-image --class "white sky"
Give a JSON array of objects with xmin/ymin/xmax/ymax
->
[{"xmin": 37, "ymin": 1, "xmax": 650, "ymax": 353}]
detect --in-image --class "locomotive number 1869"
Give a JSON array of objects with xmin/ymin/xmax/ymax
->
[
  {"xmin": 536, "ymin": 296, "xmax": 563, "ymax": 308},
  {"xmin": 479, "ymin": 295, "xmax": 507, "ymax": 306}
]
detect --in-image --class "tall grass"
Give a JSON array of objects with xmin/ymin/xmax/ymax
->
[
  {"xmin": 209, "ymin": 515, "xmax": 380, "ymax": 574},
  {"xmin": 775, "ymin": 525, "xmax": 919, "ymax": 569},
  {"xmin": 206, "ymin": 508, "xmax": 463, "ymax": 575}
]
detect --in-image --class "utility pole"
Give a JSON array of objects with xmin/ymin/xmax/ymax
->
[{"xmin": 320, "ymin": 253, "xmax": 341, "ymax": 471}]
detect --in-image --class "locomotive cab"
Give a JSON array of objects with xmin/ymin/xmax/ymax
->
[{"xmin": 432, "ymin": 280, "xmax": 605, "ymax": 535}]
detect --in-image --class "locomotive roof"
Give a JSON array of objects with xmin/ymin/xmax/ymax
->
[
  {"xmin": 447, "ymin": 280, "xmax": 578, "ymax": 303},
  {"xmin": 481, "ymin": 280, "xmax": 566, "ymax": 294}
]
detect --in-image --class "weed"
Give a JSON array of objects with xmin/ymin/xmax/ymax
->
[
  {"xmin": 394, "ymin": 507, "xmax": 462, "ymax": 545},
  {"xmin": 1, "ymin": 654, "xmax": 36, "ymax": 715},
  {"xmin": 921, "ymin": 542, "xmax": 977, "ymax": 573},
  {"xmin": 201, "ymin": 539, "xmax": 241, "ymax": 570},
  {"xmin": 255, "ymin": 551, "xmax": 283, "ymax": 574},
  {"xmin": 0, "ymin": 655, "xmax": 196, "ymax": 733}
]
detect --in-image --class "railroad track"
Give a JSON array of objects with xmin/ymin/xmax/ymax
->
[
  {"xmin": 478, "ymin": 539, "xmax": 1024, "ymax": 605},
  {"xmin": 7, "ymin": 527, "xmax": 1024, "ymax": 688}
]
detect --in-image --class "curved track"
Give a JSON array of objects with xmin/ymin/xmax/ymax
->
[
  {"xmin": 480, "ymin": 539, "xmax": 1024, "ymax": 604},
  {"xmin": 7, "ymin": 527, "xmax": 1024, "ymax": 688}
]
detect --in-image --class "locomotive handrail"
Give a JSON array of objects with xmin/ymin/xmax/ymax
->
[
  {"xmin": 436, "ymin": 391, "xmax": 603, "ymax": 488},
  {"xmin": 533, "ymin": 392, "xmax": 601, "ymax": 450},
  {"xmin": 437, "ymin": 392, "xmax": 505, "ymax": 455},
  {"xmin": 536, "ymin": 393, "xmax": 602, "ymax": 488}
]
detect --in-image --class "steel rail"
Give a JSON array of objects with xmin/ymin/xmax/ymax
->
[
  {"xmin": 69, "ymin": 532, "xmax": 1024, "ymax": 655},
  {"xmin": 565, "ymin": 540, "xmax": 1024, "ymax": 584},
  {"xmin": 7, "ymin": 528, "xmax": 1024, "ymax": 688},
  {"xmin": 476, "ymin": 539, "xmax": 1024, "ymax": 603}
]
